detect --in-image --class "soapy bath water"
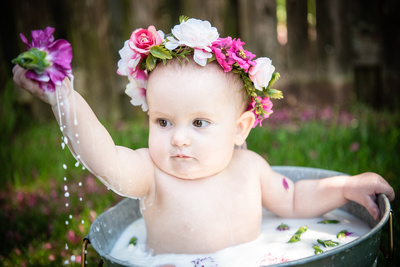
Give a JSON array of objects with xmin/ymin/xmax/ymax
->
[{"xmin": 109, "ymin": 208, "xmax": 370, "ymax": 267}]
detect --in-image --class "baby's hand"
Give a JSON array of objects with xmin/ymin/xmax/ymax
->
[
  {"xmin": 12, "ymin": 65, "xmax": 69, "ymax": 106},
  {"xmin": 343, "ymin": 172, "xmax": 395, "ymax": 220}
]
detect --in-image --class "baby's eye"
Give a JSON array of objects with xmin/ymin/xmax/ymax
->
[
  {"xmin": 192, "ymin": 119, "xmax": 210, "ymax": 128},
  {"xmin": 158, "ymin": 119, "xmax": 171, "ymax": 127}
]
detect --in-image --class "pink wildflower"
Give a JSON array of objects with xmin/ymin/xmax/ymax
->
[
  {"xmin": 248, "ymin": 96, "xmax": 274, "ymax": 127},
  {"xmin": 14, "ymin": 27, "xmax": 72, "ymax": 92},
  {"xmin": 228, "ymin": 38, "xmax": 256, "ymax": 72},
  {"xmin": 211, "ymin": 37, "xmax": 235, "ymax": 72}
]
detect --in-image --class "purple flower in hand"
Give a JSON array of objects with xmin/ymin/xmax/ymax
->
[{"xmin": 12, "ymin": 27, "xmax": 72, "ymax": 92}]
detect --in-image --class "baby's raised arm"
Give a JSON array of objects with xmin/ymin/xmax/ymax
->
[
  {"xmin": 12, "ymin": 66, "xmax": 154, "ymax": 198},
  {"xmin": 259, "ymin": 156, "xmax": 394, "ymax": 220}
]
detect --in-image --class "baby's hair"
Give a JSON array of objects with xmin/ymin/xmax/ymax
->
[{"xmin": 149, "ymin": 56, "xmax": 250, "ymax": 116}]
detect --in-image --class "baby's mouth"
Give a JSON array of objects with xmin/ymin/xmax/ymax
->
[{"xmin": 173, "ymin": 154, "xmax": 191, "ymax": 159}]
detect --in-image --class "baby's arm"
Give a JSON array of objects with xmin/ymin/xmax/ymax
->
[
  {"xmin": 12, "ymin": 66, "xmax": 154, "ymax": 198},
  {"xmin": 259, "ymin": 157, "xmax": 394, "ymax": 220}
]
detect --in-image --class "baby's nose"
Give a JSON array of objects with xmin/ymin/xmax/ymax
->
[{"xmin": 171, "ymin": 128, "xmax": 191, "ymax": 147}]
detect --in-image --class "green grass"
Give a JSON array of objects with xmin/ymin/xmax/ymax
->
[{"xmin": 1, "ymin": 83, "xmax": 399, "ymax": 266}]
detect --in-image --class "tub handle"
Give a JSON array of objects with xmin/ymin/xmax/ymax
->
[
  {"xmin": 82, "ymin": 237, "xmax": 103, "ymax": 267},
  {"xmin": 379, "ymin": 209, "xmax": 393, "ymax": 261}
]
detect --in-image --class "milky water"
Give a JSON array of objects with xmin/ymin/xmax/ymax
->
[
  {"xmin": 56, "ymin": 75, "xmax": 85, "ymax": 265},
  {"xmin": 109, "ymin": 208, "xmax": 370, "ymax": 267}
]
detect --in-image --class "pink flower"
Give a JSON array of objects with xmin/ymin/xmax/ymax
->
[
  {"xmin": 128, "ymin": 26, "xmax": 164, "ymax": 55},
  {"xmin": 228, "ymin": 38, "xmax": 256, "ymax": 72},
  {"xmin": 249, "ymin": 57, "xmax": 275, "ymax": 90},
  {"xmin": 248, "ymin": 96, "xmax": 273, "ymax": 128},
  {"xmin": 13, "ymin": 27, "xmax": 73, "ymax": 92},
  {"xmin": 211, "ymin": 37, "xmax": 235, "ymax": 72}
]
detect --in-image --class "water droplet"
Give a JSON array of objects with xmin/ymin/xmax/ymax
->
[
  {"xmin": 70, "ymin": 255, "xmax": 75, "ymax": 262},
  {"xmin": 65, "ymin": 203, "xmax": 69, "ymax": 207},
  {"xmin": 81, "ymin": 220, "xmax": 84, "ymax": 224},
  {"xmin": 75, "ymin": 161, "xmax": 79, "ymax": 167},
  {"xmin": 79, "ymin": 197, "xmax": 83, "ymax": 201},
  {"xmin": 65, "ymin": 192, "xmax": 70, "ymax": 197},
  {"xmin": 82, "ymin": 166, "xmax": 86, "ymax": 170},
  {"xmin": 77, "ymin": 155, "xmax": 81, "ymax": 159},
  {"xmin": 64, "ymin": 185, "xmax": 68, "ymax": 191},
  {"xmin": 75, "ymin": 133, "xmax": 79, "ymax": 137},
  {"xmin": 63, "ymin": 164, "xmax": 67, "ymax": 170},
  {"xmin": 63, "ymin": 137, "xmax": 68, "ymax": 144},
  {"xmin": 65, "ymin": 243, "xmax": 69, "ymax": 250},
  {"xmin": 65, "ymin": 221, "xmax": 69, "ymax": 225},
  {"xmin": 61, "ymin": 142, "xmax": 65, "ymax": 149},
  {"xmin": 64, "ymin": 260, "xmax": 69, "ymax": 265},
  {"xmin": 69, "ymin": 214, "xmax": 73, "ymax": 219},
  {"xmin": 77, "ymin": 141, "xmax": 80, "ymax": 144},
  {"xmin": 64, "ymin": 177, "xmax": 67, "ymax": 181},
  {"xmin": 78, "ymin": 182, "xmax": 82, "ymax": 187},
  {"xmin": 60, "ymin": 126, "xmax": 64, "ymax": 132}
]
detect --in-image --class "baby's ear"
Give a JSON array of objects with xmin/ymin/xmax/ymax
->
[{"xmin": 235, "ymin": 111, "xmax": 255, "ymax": 146}]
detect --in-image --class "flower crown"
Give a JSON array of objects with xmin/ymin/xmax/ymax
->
[{"xmin": 117, "ymin": 16, "xmax": 282, "ymax": 127}]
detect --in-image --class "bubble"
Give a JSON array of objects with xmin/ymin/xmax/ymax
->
[
  {"xmin": 64, "ymin": 177, "xmax": 67, "ymax": 181},
  {"xmin": 78, "ymin": 182, "xmax": 82, "ymax": 187},
  {"xmin": 75, "ymin": 161, "xmax": 80, "ymax": 167},
  {"xmin": 64, "ymin": 185, "xmax": 68, "ymax": 191},
  {"xmin": 65, "ymin": 243, "xmax": 69, "ymax": 250},
  {"xmin": 69, "ymin": 214, "xmax": 73, "ymax": 219},
  {"xmin": 61, "ymin": 142, "xmax": 65, "ymax": 149},
  {"xmin": 70, "ymin": 255, "xmax": 76, "ymax": 262},
  {"xmin": 65, "ymin": 221, "xmax": 69, "ymax": 225},
  {"xmin": 81, "ymin": 220, "xmax": 84, "ymax": 224},
  {"xmin": 63, "ymin": 164, "xmax": 67, "ymax": 170},
  {"xmin": 65, "ymin": 192, "xmax": 70, "ymax": 197},
  {"xmin": 65, "ymin": 203, "xmax": 69, "ymax": 207},
  {"xmin": 79, "ymin": 197, "xmax": 83, "ymax": 201}
]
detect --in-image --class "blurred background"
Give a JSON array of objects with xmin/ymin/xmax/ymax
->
[{"xmin": 0, "ymin": 0, "xmax": 399, "ymax": 266}]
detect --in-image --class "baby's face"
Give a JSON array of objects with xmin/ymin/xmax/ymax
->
[{"xmin": 146, "ymin": 64, "xmax": 241, "ymax": 179}]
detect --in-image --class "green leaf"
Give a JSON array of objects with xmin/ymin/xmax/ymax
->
[
  {"xmin": 265, "ymin": 88, "xmax": 283, "ymax": 99},
  {"xmin": 295, "ymin": 225, "xmax": 308, "ymax": 235},
  {"xmin": 317, "ymin": 239, "xmax": 339, "ymax": 248},
  {"xmin": 267, "ymin": 72, "xmax": 281, "ymax": 88},
  {"xmin": 179, "ymin": 15, "xmax": 189, "ymax": 23},
  {"xmin": 146, "ymin": 54, "xmax": 157, "ymax": 71},
  {"xmin": 129, "ymin": 236, "xmax": 137, "ymax": 246},
  {"xmin": 313, "ymin": 245, "xmax": 324, "ymax": 254},
  {"xmin": 318, "ymin": 219, "xmax": 340, "ymax": 224},
  {"xmin": 288, "ymin": 233, "xmax": 301, "ymax": 243},
  {"xmin": 150, "ymin": 45, "xmax": 173, "ymax": 60}
]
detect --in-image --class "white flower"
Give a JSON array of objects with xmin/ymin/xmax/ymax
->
[
  {"xmin": 117, "ymin": 40, "xmax": 141, "ymax": 76},
  {"xmin": 125, "ymin": 76, "xmax": 148, "ymax": 111},
  {"xmin": 165, "ymin": 18, "xmax": 219, "ymax": 66},
  {"xmin": 249, "ymin": 57, "xmax": 275, "ymax": 90}
]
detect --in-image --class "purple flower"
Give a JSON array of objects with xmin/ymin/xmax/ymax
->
[{"xmin": 13, "ymin": 27, "xmax": 72, "ymax": 92}]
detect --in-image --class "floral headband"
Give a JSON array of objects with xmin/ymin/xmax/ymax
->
[{"xmin": 117, "ymin": 16, "xmax": 282, "ymax": 127}]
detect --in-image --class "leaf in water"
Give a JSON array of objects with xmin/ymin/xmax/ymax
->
[
  {"xmin": 129, "ymin": 236, "xmax": 138, "ymax": 246},
  {"xmin": 288, "ymin": 225, "xmax": 307, "ymax": 243},
  {"xmin": 313, "ymin": 245, "xmax": 324, "ymax": 254},
  {"xmin": 318, "ymin": 219, "xmax": 340, "ymax": 224},
  {"xmin": 276, "ymin": 223, "xmax": 290, "ymax": 231},
  {"xmin": 337, "ymin": 230, "xmax": 353, "ymax": 239},
  {"xmin": 317, "ymin": 239, "xmax": 339, "ymax": 248},
  {"xmin": 288, "ymin": 233, "xmax": 301, "ymax": 243}
]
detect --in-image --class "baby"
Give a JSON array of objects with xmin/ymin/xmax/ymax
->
[{"xmin": 13, "ymin": 18, "xmax": 394, "ymax": 256}]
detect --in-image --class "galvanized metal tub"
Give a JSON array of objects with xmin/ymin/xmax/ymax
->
[{"xmin": 83, "ymin": 166, "xmax": 392, "ymax": 266}]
